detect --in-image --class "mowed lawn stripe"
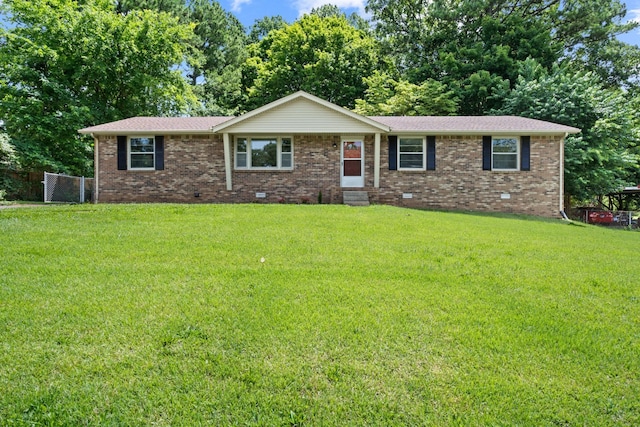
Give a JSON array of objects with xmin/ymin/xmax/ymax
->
[{"xmin": 1, "ymin": 204, "xmax": 638, "ymax": 425}]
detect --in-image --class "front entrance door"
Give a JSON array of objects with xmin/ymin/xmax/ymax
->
[{"xmin": 341, "ymin": 138, "xmax": 364, "ymax": 187}]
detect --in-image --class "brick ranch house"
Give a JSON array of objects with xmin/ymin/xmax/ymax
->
[{"xmin": 79, "ymin": 91, "xmax": 579, "ymax": 217}]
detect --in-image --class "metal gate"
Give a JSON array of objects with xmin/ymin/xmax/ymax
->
[{"xmin": 43, "ymin": 172, "xmax": 93, "ymax": 203}]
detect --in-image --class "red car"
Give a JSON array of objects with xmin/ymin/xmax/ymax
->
[{"xmin": 588, "ymin": 211, "xmax": 614, "ymax": 224}]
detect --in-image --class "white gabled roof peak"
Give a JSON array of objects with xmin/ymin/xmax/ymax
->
[{"xmin": 211, "ymin": 90, "xmax": 391, "ymax": 133}]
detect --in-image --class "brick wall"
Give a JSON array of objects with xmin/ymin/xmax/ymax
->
[
  {"xmin": 96, "ymin": 134, "xmax": 227, "ymax": 203},
  {"xmin": 376, "ymin": 135, "xmax": 563, "ymax": 217},
  {"xmin": 96, "ymin": 133, "xmax": 563, "ymax": 217}
]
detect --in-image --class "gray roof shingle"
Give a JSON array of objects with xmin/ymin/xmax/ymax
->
[
  {"xmin": 369, "ymin": 116, "xmax": 579, "ymax": 134},
  {"xmin": 79, "ymin": 116, "xmax": 234, "ymax": 134},
  {"xmin": 79, "ymin": 114, "xmax": 579, "ymax": 135}
]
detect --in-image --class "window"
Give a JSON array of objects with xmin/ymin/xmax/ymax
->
[
  {"xmin": 398, "ymin": 137, "xmax": 425, "ymax": 170},
  {"xmin": 235, "ymin": 137, "xmax": 293, "ymax": 170},
  {"xmin": 492, "ymin": 137, "xmax": 519, "ymax": 170},
  {"xmin": 236, "ymin": 138, "xmax": 247, "ymax": 167},
  {"xmin": 251, "ymin": 138, "xmax": 277, "ymax": 167},
  {"xmin": 281, "ymin": 138, "xmax": 292, "ymax": 168},
  {"xmin": 129, "ymin": 136, "xmax": 155, "ymax": 170}
]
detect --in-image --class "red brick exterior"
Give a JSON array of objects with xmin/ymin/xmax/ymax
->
[{"xmin": 96, "ymin": 133, "xmax": 563, "ymax": 217}]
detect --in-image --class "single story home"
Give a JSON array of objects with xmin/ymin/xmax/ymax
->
[{"xmin": 79, "ymin": 91, "xmax": 579, "ymax": 217}]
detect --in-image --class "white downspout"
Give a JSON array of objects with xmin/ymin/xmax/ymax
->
[
  {"xmin": 374, "ymin": 133, "xmax": 381, "ymax": 188},
  {"xmin": 560, "ymin": 133, "xmax": 566, "ymax": 213},
  {"xmin": 93, "ymin": 134, "xmax": 99, "ymax": 204}
]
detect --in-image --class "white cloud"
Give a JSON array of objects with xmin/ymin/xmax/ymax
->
[
  {"xmin": 629, "ymin": 9, "xmax": 640, "ymax": 34},
  {"xmin": 293, "ymin": 0, "xmax": 367, "ymax": 16},
  {"xmin": 231, "ymin": 0, "xmax": 252, "ymax": 12}
]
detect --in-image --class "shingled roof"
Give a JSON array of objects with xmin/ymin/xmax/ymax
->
[
  {"xmin": 79, "ymin": 116, "xmax": 234, "ymax": 135},
  {"xmin": 80, "ymin": 114, "xmax": 579, "ymax": 135},
  {"xmin": 370, "ymin": 116, "xmax": 579, "ymax": 134}
]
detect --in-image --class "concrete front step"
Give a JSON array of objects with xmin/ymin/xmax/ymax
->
[{"xmin": 343, "ymin": 191, "xmax": 370, "ymax": 206}]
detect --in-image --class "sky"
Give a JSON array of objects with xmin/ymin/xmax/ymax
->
[
  {"xmin": 221, "ymin": 0, "xmax": 367, "ymax": 26},
  {"xmin": 221, "ymin": 0, "xmax": 640, "ymax": 47},
  {"xmin": 619, "ymin": 0, "xmax": 640, "ymax": 46}
]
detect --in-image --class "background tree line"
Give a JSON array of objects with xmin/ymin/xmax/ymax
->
[{"xmin": 1, "ymin": 0, "xmax": 638, "ymax": 204}]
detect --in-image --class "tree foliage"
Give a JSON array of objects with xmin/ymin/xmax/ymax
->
[
  {"xmin": 0, "ymin": 132, "xmax": 16, "ymax": 169},
  {"xmin": 242, "ymin": 14, "xmax": 383, "ymax": 110},
  {"xmin": 0, "ymin": 131, "xmax": 19, "ymax": 200},
  {"xmin": 0, "ymin": 0, "xmax": 196, "ymax": 175},
  {"xmin": 116, "ymin": 0, "xmax": 247, "ymax": 115},
  {"xmin": 354, "ymin": 71, "xmax": 458, "ymax": 116},
  {"xmin": 248, "ymin": 15, "xmax": 288, "ymax": 43},
  {"xmin": 366, "ymin": 0, "xmax": 639, "ymax": 113},
  {"xmin": 309, "ymin": 4, "xmax": 370, "ymax": 31},
  {"xmin": 186, "ymin": 0, "xmax": 246, "ymax": 115},
  {"xmin": 494, "ymin": 62, "xmax": 639, "ymax": 202}
]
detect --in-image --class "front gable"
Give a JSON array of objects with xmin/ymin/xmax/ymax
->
[{"xmin": 212, "ymin": 91, "xmax": 389, "ymax": 134}]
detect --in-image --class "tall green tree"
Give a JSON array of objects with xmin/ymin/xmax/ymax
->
[
  {"xmin": 117, "ymin": 0, "xmax": 247, "ymax": 115},
  {"xmin": 114, "ymin": 0, "xmax": 187, "ymax": 16},
  {"xmin": 0, "ymin": 0, "xmax": 196, "ymax": 175},
  {"xmin": 354, "ymin": 71, "xmax": 458, "ymax": 116},
  {"xmin": 242, "ymin": 14, "xmax": 384, "ymax": 110},
  {"xmin": 366, "ymin": 0, "xmax": 639, "ymax": 113},
  {"xmin": 248, "ymin": 16, "xmax": 288, "ymax": 43},
  {"xmin": 186, "ymin": 0, "xmax": 246, "ymax": 115},
  {"xmin": 310, "ymin": 4, "xmax": 370, "ymax": 31},
  {"xmin": 0, "ymin": 131, "xmax": 18, "ymax": 200},
  {"xmin": 494, "ymin": 62, "xmax": 639, "ymax": 202}
]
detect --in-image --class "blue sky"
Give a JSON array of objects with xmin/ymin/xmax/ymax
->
[
  {"xmin": 221, "ymin": 0, "xmax": 364, "ymax": 27},
  {"xmin": 222, "ymin": 0, "xmax": 640, "ymax": 47}
]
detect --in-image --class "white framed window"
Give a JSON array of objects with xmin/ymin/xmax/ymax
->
[
  {"xmin": 235, "ymin": 136, "xmax": 293, "ymax": 170},
  {"xmin": 398, "ymin": 136, "xmax": 426, "ymax": 170},
  {"xmin": 492, "ymin": 136, "xmax": 519, "ymax": 171},
  {"xmin": 129, "ymin": 136, "xmax": 155, "ymax": 170}
]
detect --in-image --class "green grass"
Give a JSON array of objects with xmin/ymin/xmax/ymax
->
[{"xmin": 1, "ymin": 204, "xmax": 638, "ymax": 426}]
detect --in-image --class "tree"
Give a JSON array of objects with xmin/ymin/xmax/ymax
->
[
  {"xmin": 186, "ymin": 0, "xmax": 247, "ymax": 115},
  {"xmin": 0, "ymin": 0, "xmax": 196, "ymax": 175},
  {"xmin": 0, "ymin": 131, "xmax": 19, "ymax": 200},
  {"xmin": 242, "ymin": 14, "xmax": 384, "ymax": 110},
  {"xmin": 114, "ymin": 0, "xmax": 188, "ymax": 17},
  {"xmin": 116, "ymin": 0, "xmax": 248, "ymax": 116},
  {"xmin": 366, "ymin": 0, "xmax": 639, "ymax": 113},
  {"xmin": 248, "ymin": 16, "xmax": 288, "ymax": 43},
  {"xmin": 309, "ymin": 4, "xmax": 370, "ymax": 31},
  {"xmin": 354, "ymin": 71, "xmax": 458, "ymax": 116},
  {"xmin": 494, "ymin": 62, "xmax": 640, "ymax": 202}
]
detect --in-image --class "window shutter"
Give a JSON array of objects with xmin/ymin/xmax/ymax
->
[
  {"xmin": 155, "ymin": 136, "xmax": 164, "ymax": 170},
  {"xmin": 117, "ymin": 136, "xmax": 127, "ymax": 170},
  {"xmin": 482, "ymin": 136, "xmax": 492, "ymax": 171},
  {"xmin": 426, "ymin": 136, "xmax": 436, "ymax": 170},
  {"xmin": 388, "ymin": 135, "xmax": 397, "ymax": 170},
  {"xmin": 520, "ymin": 136, "xmax": 530, "ymax": 171}
]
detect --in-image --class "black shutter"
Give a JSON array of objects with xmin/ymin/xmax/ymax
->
[
  {"xmin": 388, "ymin": 135, "xmax": 397, "ymax": 171},
  {"xmin": 426, "ymin": 136, "xmax": 436, "ymax": 170},
  {"xmin": 117, "ymin": 136, "xmax": 127, "ymax": 170},
  {"xmin": 482, "ymin": 136, "xmax": 492, "ymax": 171},
  {"xmin": 520, "ymin": 136, "xmax": 530, "ymax": 171},
  {"xmin": 155, "ymin": 135, "xmax": 164, "ymax": 170}
]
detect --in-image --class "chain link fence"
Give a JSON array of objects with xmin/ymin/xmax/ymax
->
[{"xmin": 43, "ymin": 172, "xmax": 93, "ymax": 203}]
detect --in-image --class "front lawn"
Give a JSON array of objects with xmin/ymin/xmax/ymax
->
[{"xmin": 0, "ymin": 204, "xmax": 638, "ymax": 425}]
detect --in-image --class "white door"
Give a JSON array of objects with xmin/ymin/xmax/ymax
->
[{"xmin": 341, "ymin": 139, "xmax": 364, "ymax": 187}]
